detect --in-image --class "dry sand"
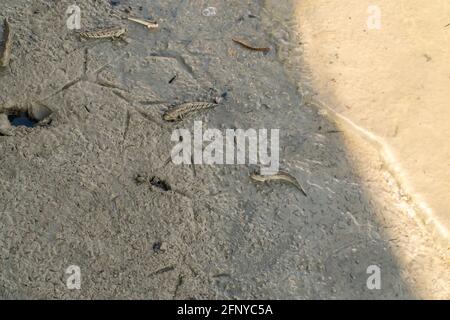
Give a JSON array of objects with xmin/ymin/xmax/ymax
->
[{"xmin": 292, "ymin": 0, "xmax": 450, "ymax": 240}]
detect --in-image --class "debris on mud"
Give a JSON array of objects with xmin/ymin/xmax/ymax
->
[
  {"xmin": 134, "ymin": 174, "xmax": 172, "ymax": 192},
  {"xmin": 214, "ymin": 91, "xmax": 228, "ymax": 104},
  {"xmin": 149, "ymin": 176, "xmax": 171, "ymax": 191},
  {"xmin": 168, "ymin": 74, "xmax": 177, "ymax": 84},
  {"xmin": 152, "ymin": 242, "xmax": 166, "ymax": 254},
  {"xmin": 127, "ymin": 17, "xmax": 158, "ymax": 29},
  {"xmin": 151, "ymin": 265, "xmax": 175, "ymax": 276},
  {"xmin": 202, "ymin": 7, "xmax": 217, "ymax": 17},
  {"xmin": 232, "ymin": 37, "xmax": 270, "ymax": 52},
  {"xmin": 0, "ymin": 18, "xmax": 13, "ymax": 67},
  {"xmin": 134, "ymin": 174, "xmax": 148, "ymax": 184}
]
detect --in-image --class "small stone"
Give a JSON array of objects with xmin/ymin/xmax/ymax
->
[
  {"xmin": 153, "ymin": 242, "xmax": 166, "ymax": 253},
  {"xmin": 202, "ymin": 7, "xmax": 217, "ymax": 17},
  {"xmin": 0, "ymin": 113, "xmax": 13, "ymax": 136},
  {"xmin": 214, "ymin": 91, "xmax": 228, "ymax": 104},
  {"xmin": 28, "ymin": 102, "xmax": 52, "ymax": 121},
  {"xmin": 135, "ymin": 174, "xmax": 147, "ymax": 184}
]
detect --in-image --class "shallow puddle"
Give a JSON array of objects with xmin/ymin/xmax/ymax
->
[{"xmin": 8, "ymin": 113, "xmax": 37, "ymax": 127}]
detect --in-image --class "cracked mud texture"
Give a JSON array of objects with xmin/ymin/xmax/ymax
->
[{"xmin": 0, "ymin": 0, "xmax": 449, "ymax": 299}]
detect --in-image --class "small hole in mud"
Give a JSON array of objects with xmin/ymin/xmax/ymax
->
[
  {"xmin": 8, "ymin": 113, "xmax": 37, "ymax": 128},
  {"xmin": 149, "ymin": 176, "xmax": 171, "ymax": 191}
]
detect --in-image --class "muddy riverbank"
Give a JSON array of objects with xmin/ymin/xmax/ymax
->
[{"xmin": 0, "ymin": 0, "xmax": 448, "ymax": 299}]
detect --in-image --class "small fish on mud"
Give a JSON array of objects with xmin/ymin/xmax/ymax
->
[
  {"xmin": 127, "ymin": 17, "xmax": 158, "ymax": 29},
  {"xmin": 232, "ymin": 37, "xmax": 270, "ymax": 52},
  {"xmin": 163, "ymin": 102, "xmax": 217, "ymax": 122},
  {"xmin": 0, "ymin": 18, "xmax": 13, "ymax": 67},
  {"xmin": 250, "ymin": 170, "xmax": 307, "ymax": 196},
  {"xmin": 78, "ymin": 26, "xmax": 127, "ymax": 40}
]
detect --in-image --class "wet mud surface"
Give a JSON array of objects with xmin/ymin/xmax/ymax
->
[{"xmin": 0, "ymin": 0, "xmax": 448, "ymax": 299}]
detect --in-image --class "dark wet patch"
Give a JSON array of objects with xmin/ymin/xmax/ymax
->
[
  {"xmin": 109, "ymin": 0, "xmax": 120, "ymax": 6},
  {"xmin": 8, "ymin": 113, "xmax": 37, "ymax": 127},
  {"xmin": 220, "ymin": 91, "xmax": 228, "ymax": 99},
  {"xmin": 149, "ymin": 176, "xmax": 171, "ymax": 191},
  {"xmin": 152, "ymin": 242, "xmax": 164, "ymax": 253}
]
